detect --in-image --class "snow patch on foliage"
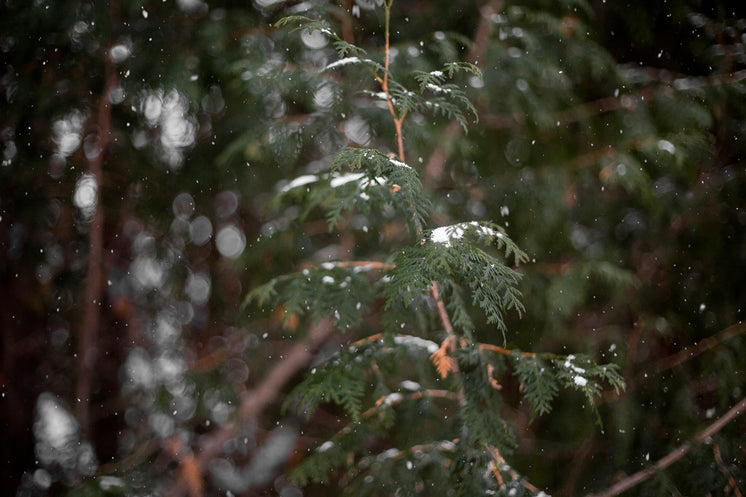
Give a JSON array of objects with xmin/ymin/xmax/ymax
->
[
  {"xmin": 393, "ymin": 335, "xmax": 439, "ymax": 354},
  {"xmin": 429, "ymin": 222, "xmax": 500, "ymax": 247},
  {"xmin": 317, "ymin": 441, "xmax": 335, "ymax": 452},
  {"xmin": 329, "ymin": 172, "xmax": 366, "ymax": 187},
  {"xmin": 325, "ymin": 57, "xmax": 362, "ymax": 71},
  {"xmin": 281, "ymin": 174, "xmax": 318, "ymax": 192},
  {"xmin": 426, "ymin": 83, "xmax": 452, "ymax": 94},
  {"xmin": 400, "ymin": 380, "xmax": 421, "ymax": 391},
  {"xmin": 377, "ymin": 448, "xmax": 400, "ymax": 461},
  {"xmin": 387, "ymin": 156, "xmax": 412, "ymax": 169},
  {"xmin": 281, "ymin": 172, "xmax": 386, "ymax": 193},
  {"xmin": 383, "ymin": 392, "xmax": 403, "ymax": 406}
]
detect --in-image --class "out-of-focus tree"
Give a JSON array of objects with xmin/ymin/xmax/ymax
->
[{"xmin": 1, "ymin": 0, "xmax": 744, "ymax": 496}]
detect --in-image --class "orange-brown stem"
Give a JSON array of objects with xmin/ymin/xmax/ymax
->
[{"xmin": 479, "ymin": 343, "xmax": 536, "ymax": 357}]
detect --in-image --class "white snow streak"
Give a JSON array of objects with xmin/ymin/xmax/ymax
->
[
  {"xmin": 329, "ymin": 172, "xmax": 366, "ymax": 188},
  {"xmin": 383, "ymin": 392, "xmax": 404, "ymax": 406},
  {"xmin": 388, "ymin": 157, "xmax": 412, "ymax": 169},
  {"xmin": 325, "ymin": 57, "xmax": 362, "ymax": 70},
  {"xmin": 317, "ymin": 441, "xmax": 335, "ymax": 452},
  {"xmin": 281, "ymin": 174, "xmax": 318, "ymax": 192},
  {"xmin": 429, "ymin": 222, "xmax": 499, "ymax": 247},
  {"xmin": 426, "ymin": 83, "xmax": 452, "ymax": 94},
  {"xmin": 393, "ymin": 335, "xmax": 439, "ymax": 354}
]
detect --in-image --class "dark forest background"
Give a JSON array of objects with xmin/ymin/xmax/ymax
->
[{"xmin": 1, "ymin": 0, "xmax": 745, "ymax": 495}]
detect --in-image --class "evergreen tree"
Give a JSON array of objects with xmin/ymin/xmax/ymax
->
[
  {"xmin": 2, "ymin": 1, "xmax": 744, "ymax": 496},
  {"xmin": 245, "ymin": 4, "xmax": 624, "ymax": 494}
]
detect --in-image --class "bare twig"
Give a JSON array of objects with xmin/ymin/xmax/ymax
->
[
  {"xmin": 376, "ymin": 0, "xmax": 406, "ymax": 161},
  {"xmin": 642, "ymin": 322, "xmax": 746, "ymax": 379},
  {"xmin": 479, "ymin": 343, "xmax": 536, "ymax": 357},
  {"xmin": 586, "ymin": 396, "xmax": 746, "ymax": 497},
  {"xmin": 164, "ymin": 318, "xmax": 334, "ymax": 497},
  {"xmin": 712, "ymin": 441, "xmax": 744, "ymax": 497}
]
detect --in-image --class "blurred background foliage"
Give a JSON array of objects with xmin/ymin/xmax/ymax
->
[{"xmin": 1, "ymin": 0, "xmax": 745, "ymax": 495}]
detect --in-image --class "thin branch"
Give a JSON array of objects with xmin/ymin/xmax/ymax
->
[
  {"xmin": 337, "ymin": 389, "xmax": 459, "ymax": 435},
  {"xmin": 430, "ymin": 282, "xmax": 454, "ymax": 335},
  {"xmin": 485, "ymin": 444, "xmax": 540, "ymax": 494},
  {"xmin": 479, "ymin": 343, "xmax": 536, "ymax": 357},
  {"xmin": 299, "ymin": 260, "xmax": 395, "ymax": 271},
  {"xmin": 164, "ymin": 318, "xmax": 335, "ymax": 497},
  {"xmin": 482, "ymin": 69, "xmax": 746, "ymax": 132},
  {"xmin": 165, "ymin": 437, "xmax": 203, "ymax": 497},
  {"xmin": 377, "ymin": 0, "xmax": 406, "ymax": 161},
  {"xmin": 586, "ymin": 396, "xmax": 746, "ymax": 497},
  {"xmin": 641, "ymin": 322, "xmax": 746, "ymax": 378},
  {"xmin": 712, "ymin": 441, "xmax": 744, "ymax": 497}
]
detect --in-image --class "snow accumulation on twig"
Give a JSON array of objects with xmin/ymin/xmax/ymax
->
[
  {"xmin": 429, "ymin": 221, "xmax": 501, "ymax": 247},
  {"xmin": 329, "ymin": 172, "xmax": 386, "ymax": 188},
  {"xmin": 281, "ymin": 174, "xmax": 318, "ymax": 192},
  {"xmin": 319, "ymin": 261, "xmax": 384, "ymax": 273},
  {"xmin": 325, "ymin": 57, "xmax": 362, "ymax": 71},
  {"xmin": 426, "ymin": 83, "xmax": 452, "ymax": 94},
  {"xmin": 393, "ymin": 335, "xmax": 440, "ymax": 354},
  {"xmin": 387, "ymin": 156, "xmax": 412, "ymax": 169},
  {"xmin": 281, "ymin": 172, "xmax": 387, "ymax": 192},
  {"xmin": 329, "ymin": 172, "xmax": 367, "ymax": 188}
]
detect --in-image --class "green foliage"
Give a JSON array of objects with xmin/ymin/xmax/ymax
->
[
  {"xmin": 275, "ymin": 15, "xmax": 368, "ymax": 60},
  {"xmin": 254, "ymin": 4, "xmax": 627, "ymax": 494},
  {"xmin": 387, "ymin": 221, "xmax": 528, "ymax": 338},
  {"xmin": 513, "ymin": 355, "xmax": 559, "ymax": 419},
  {"xmin": 457, "ymin": 348, "xmax": 517, "ymax": 452},
  {"xmin": 329, "ymin": 147, "xmax": 431, "ymax": 232},
  {"xmin": 245, "ymin": 261, "xmax": 379, "ymax": 331},
  {"xmin": 6, "ymin": 0, "xmax": 745, "ymax": 496},
  {"xmin": 278, "ymin": 14, "xmax": 481, "ymax": 130},
  {"xmin": 272, "ymin": 146, "xmax": 430, "ymax": 233}
]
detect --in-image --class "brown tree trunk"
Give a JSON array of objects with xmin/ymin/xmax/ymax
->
[{"xmin": 75, "ymin": 34, "xmax": 117, "ymax": 435}]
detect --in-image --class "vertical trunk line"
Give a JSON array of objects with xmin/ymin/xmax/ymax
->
[{"xmin": 76, "ymin": 37, "xmax": 117, "ymax": 434}]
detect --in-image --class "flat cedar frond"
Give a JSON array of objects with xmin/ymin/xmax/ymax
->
[
  {"xmin": 275, "ymin": 16, "xmax": 340, "ymax": 41},
  {"xmin": 387, "ymin": 221, "xmax": 527, "ymax": 338},
  {"xmin": 244, "ymin": 262, "xmax": 378, "ymax": 331},
  {"xmin": 441, "ymin": 61, "xmax": 482, "ymax": 79},
  {"xmin": 512, "ymin": 354, "xmax": 559, "ymax": 419},
  {"xmin": 324, "ymin": 55, "xmax": 385, "ymax": 78},
  {"xmin": 457, "ymin": 347, "xmax": 517, "ymax": 452},
  {"xmin": 259, "ymin": 3, "xmax": 629, "ymax": 495},
  {"xmin": 283, "ymin": 333, "xmax": 442, "ymax": 422},
  {"xmin": 275, "ymin": 15, "xmax": 369, "ymax": 61},
  {"xmin": 331, "ymin": 39, "xmax": 368, "ymax": 59},
  {"xmin": 411, "ymin": 64, "xmax": 481, "ymax": 129},
  {"xmin": 507, "ymin": 352, "xmax": 625, "ymax": 424},
  {"xmin": 274, "ymin": 147, "xmax": 429, "ymax": 233},
  {"xmin": 330, "ymin": 146, "xmax": 430, "ymax": 231}
]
